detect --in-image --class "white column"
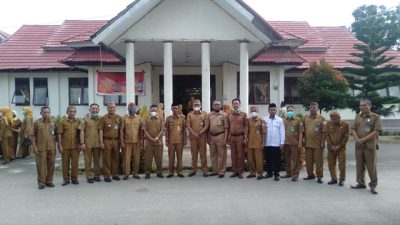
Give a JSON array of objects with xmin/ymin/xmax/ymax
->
[
  {"xmin": 126, "ymin": 41, "xmax": 136, "ymax": 104},
  {"xmin": 240, "ymin": 41, "xmax": 249, "ymax": 114},
  {"xmin": 164, "ymin": 41, "xmax": 173, "ymax": 118},
  {"xmin": 278, "ymin": 66, "xmax": 285, "ymax": 106},
  {"xmin": 201, "ymin": 41, "xmax": 211, "ymax": 112},
  {"xmin": 87, "ymin": 67, "xmax": 95, "ymax": 104}
]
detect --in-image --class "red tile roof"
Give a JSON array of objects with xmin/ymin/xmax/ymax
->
[
  {"xmin": 0, "ymin": 25, "xmax": 73, "ymax": 71},
  {"xmin": 252, "ymin": 47, "xmax": 306, "ymax": 65},
  {"xmin": 61, "ymin": 48, "xmax": 122, "ymax": 65}
]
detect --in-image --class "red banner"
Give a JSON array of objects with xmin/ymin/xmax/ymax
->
[{"xmin": 97, "ymin": 71, "xmax": 145, "ymax": 95}]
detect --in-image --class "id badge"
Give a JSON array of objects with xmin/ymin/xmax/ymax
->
[
  {"xmin": 314, "ymin": 124, "xmax": 320, "ymax": 132},
  {"xmin": 256, "ymin": 126, "xmax": 260, "ymax": 134},
  {"xmin": 177, "ymin": 125, "xmax": 181, "ymax": 131},
  {"xmin": 51, "ymin": 128, "xmax": 55, "ymax": 135},
  {"xmin": 365, "ymin": 119, "xmax": 371, "ymax": 133},
  {"xmin": 290, "ymin": 126, "xmax": 295, "ymax": 133},
  {"xmin": 217, "ymin": 119, "xmax": 222, "ymax": 126},
  {"xmin": 200, "ymin": 120, "xmax": 204, "ymax": 127},
  {"xmin": 114, "ymin": 124, "xmax": 119, "ymax": 130}
]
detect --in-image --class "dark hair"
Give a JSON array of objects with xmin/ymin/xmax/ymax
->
[
  {"xmin": 310, "ymin": 102, "xmax": 319, "ymax": 108},
  {"xmin": 287, "ymin": 105, "xmax": 295, "ymax": 110},
  {"xmin": 40, "ymin": 106, "xmax": 51, "ymax": 112},
  {"xmin": 66, "ymin": 105, "xmax": 76, "ymax": 114},
  {"xmin": 171, "ymin": 102, "xmax": 179, "ymax": 107},
  {"xmin": 268, "ymin": 103, "xmax": 277, "ymax": 109},
  {"xmin": 232, "ymin": 98, "xmax": 241, "ymax": 104},
  {"xmin": 89, "ymin": 103, "xmax": 100, "ymax": 108},
  {"xmin": 150, "ymin": 104, "xmax": 158, "ymax": 109}
]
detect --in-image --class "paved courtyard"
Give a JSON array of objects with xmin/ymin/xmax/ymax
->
[{"xmin": 0, "ymin": 141, "xmax": 399, "ymax": 225}]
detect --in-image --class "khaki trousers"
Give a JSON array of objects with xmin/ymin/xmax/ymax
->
[
  {"xmin": 356, "ymin": 148, "xmax": 377, "ymax": 188},
  {"xmin": 144, "ymin": 143, "xmax": 163, "ymax": 174},
  {"xmin": 209, "ymin": 135, "xmax": 227, "ymax": 175},
  {"xmin": 124, "ymin": 143, "xmax": 141, "ymax": 176},
  {"xmin": 35, "ymin": 149, "xmax": 55, "ymax": 185},
  {"xmin": 62, "ymin": 148, "xmax": 80, "ymax": 181},
  {"xmin": 1, "ymin": 137, "xmax": 12, "ymax": 163},
  {"xmin": 305, "ymin": 147, "xmax": 324, "ymax": 178},
  {"xmin": 17, "ymin": 135, "xmax": 32, "ymax": 158},
  {"xmin": 327, "ymin": 149, "xmax": 346, "ymax": 181},
  {"xmin": 103, "ymin": 139, "xmax": 120, "ymax": 177},
  {"xmin": 284, "ymin": 145, "xmax": 301, "ymax": 177},
  {"xmin": 230, "ymin": 135, "xmax": 245, "ymax": 175},
  {"xmin": 190, "ymin": 137, "xmax": 207, "ymax": 173},
  {"xmin": 168, "ymin": 143, "xmax": 184, "ymax": 175},
  {"xmin": 247, "ymin": 147, "xmax": 264, "ymax": 176},
  {"xmin": 84, "ymin": 147, "xmax": 101, "ymax": 179}
]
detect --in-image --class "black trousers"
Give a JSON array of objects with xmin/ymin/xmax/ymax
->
[{"xmin": 264, "ymin": 146, "xmax": 281, "ymax": 177}]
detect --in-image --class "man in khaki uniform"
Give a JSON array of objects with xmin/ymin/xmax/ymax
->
[
  {"xmin": 143, "ymin": 104, "xmax": 165, "ymax": 179},
  {"xmin": 325, "ymin": 111, "xmax": 349, "ymax": 186},
  {"xmin": 208, "ymin": 100, "xmax": 228, "ymax": 178},
  {"xmin": 57, "ymin": 106, "xmax": 81, "ymax": 186},
  {"xmin": 79, "ymin": 103, "xmax": 102, "ymax": 183},
  {"xmin": 303, "ymin": 102, "xmax": 325, "ymax": 184},
  {"xmin": 282, "ymin": 106, "xmax": 304, "ymax": 181},
  {"xmin": 120, "ymin": 102, "xmax": 143, "ymax": 180},
  {"xmin": 0, "ymin": 112, "xmax": 13, "ymax": 164},
  {"xmin": 165, "ymin": 103, "xmax": 186, "ymax": 178},
  {"xmin": 228, "ymin": 98, "xmax": 248, "ymax": 179},
  {"xmin": 99, "ymin": 102, "xmax": 122, "ymax": 182},
  {"xmin": 32, "ymin": 106, "xmax": 56, "ymax": 190},
  {"xmin": 17, "ymin": 107, "xmax": 34, "ymax": 159},
  {"xmin": 246, "ymin": 106, "xmax": 266, "ymax": 180},
  {"xmin": 187, "ymin": 99, "xmax": 209, "ymax": 177},
  {"xmin": 351, "ymin": 99, "xmax": 381, "ymax": 194},
  {"xmin": 11, "ymin": 110, "xmax": 21, "ymax": 159}
]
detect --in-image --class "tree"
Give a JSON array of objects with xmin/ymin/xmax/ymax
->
[
  {"xmin": 299, "ymin": 60, "xmax": 349, "ymax": 113},
  {"xmin": 347, "ymin": 4, "xmax": 400, "ymax": 116}
]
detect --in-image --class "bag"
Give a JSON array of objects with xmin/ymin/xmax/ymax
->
[{"xmin": 23, "ymin": 138, "xmax": 32, "ymax": 147}]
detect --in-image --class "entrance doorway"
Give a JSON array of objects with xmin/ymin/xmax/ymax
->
[{"xmin": 159, "ymin": 75, "xmax": 216, "ymax": 115}]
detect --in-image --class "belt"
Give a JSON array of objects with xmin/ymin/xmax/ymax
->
[
  {"xmin": 210, "ymin": 131, "xmax": 224, "ymax": 136},
  {"xmin": 104, "ymin": 137, "xmax": 118, "ymax": 140},
  {"xmin": 230, "ymin": 133, "xmax": 244, "ymax": 137}
]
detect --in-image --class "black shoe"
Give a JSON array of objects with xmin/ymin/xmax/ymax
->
[
  {"xmin": 246, "ymin": 174, "xmax": 256, "ymax": 178},
  {"xmin": 230, "ymin": 173, "xmax": 238, "ymax": 178},
  {"xmin": 209, "ymin": 172, "xmax": 218, "ymax": 176},
  {"xmin": 71, "ymin": 179, "xmax": 79, "ymax": 185},
  {"xmin": 292, "ymin": 177, "xmax": 298, "ymax": 182},
  {"xmin": 338, "ymin": 180, "xmax": 344, "ymax": 186},
  {"xmin": 104, "ymin": 177, "xmax": 112, "ymax": 182},
  {"xmin": 351, "ymin": 184, "xmax": 367, "ymax": 189},
  {"xmin": 123, "ymin": 176, "xmax": 129, "ymax": 180},
  {"xmin": 188, "ymin": 172, "xmax": 196, "ymax": 177},
  {"xmin": 45, "ymin": 183, "xmax": 55, "ymax": 188},
  {"xmin": 238, "ymin": 174, "xmax": 244, "ymax": 179},
  {"xmin": 263, "ymin": 174, "xmax": 273, "ymax": 179},
  {"xmin": 112, "ymin": 176, "xmax": 121, "ymax": 181},
  {"xmin": 94, "ymin": 177, "xmax": 101, "ymax": 182},
  {"xmin": 38, "ymin": 184, "xmax": 45, "ymax": 190},
  {"xmin": 87, "ymin": 178, "xmax": 94, "ymax": 183},
  {"xmin": 133, "ymin": 175, "xmax": 141, "ymax": 179},
  {"xmin": 370, "ymin": 187, "xmax": 378, "ymax": 194},
  {"xmin": 62, "ymin": 180, "xmax": 70, "ymax": 186},
  {"xmin": 218, "ymin": 174, "xmax": 225, "ymax": 178},
  {"xmin": 177, "ymin": 174, "xmax": 184, "ymax": 178},
  {"xmin": 317, "ymin": 178, "xmax": 323, "ymax": 184},
  {"xmin": 257, "ymin": 176, "xmax": 263, "ymax": 180},
  {"xmin": 145, "ymin": 174, "xmax": 150, "ymax": 179},
  {"xmin": 157, "ymin": 174, "xmax": 164, "ymax": 178},
  {"xmin": 282, "ymin": 174, "xmax": 292, "ymax": 178},
  {"xmin": 328, "ymin": 180, "xmax": 338, "ymax": 185},
  {"xmin": 167, "ymin": 174, "xmax": 174, "ymax": 178},
  {"xmin": 274, "ymin": 176, "xmax": 280, "ymax": 181},
  {"xmin": 1, "ymin": 161, "xmax": 9, "ymax": 165},
  {"xmin": 203, "ymin": 173, "xmax": 208, "ymax": 177},
  {"xmin": 303, "ymin": 176, "xmax": 316, "ymax": 180}
]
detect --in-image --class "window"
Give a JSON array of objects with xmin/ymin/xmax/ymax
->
[
  {"xmin": 389, "ymin": 85, "xmax": 400, "ymax": 97},
  {"xmin": 104, "ymin": 95, "xmax": 127, "ymax": 106},
  {"xmin": 284, "ymin": 77, "xmax": 301, "ymax": 104},
  {"xmin": 12, "ymin": 78, "xmax": 30, "ymax": 106},
  {"xmin": 69, "ymin": 78, "xmax": 88, "ymax": 105},
  {"xmin": 33, "ymin": 78, "xmax": 48, "ymax": 106},
  {"xmin": 237, "ymin": 72, "xmax": 270, "ymax": 105}
]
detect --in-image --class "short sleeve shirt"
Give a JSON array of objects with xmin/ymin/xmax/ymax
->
[
  {"xmin": 78, "ymin": 116, "xmax": 100, "ymax": 148},
  {"xmin": 303, "ymin": 114, "xmax": 325, "ymax": 149},
  {"xmin": 165, "ymin": 115, "xmax": 186, "ymax": 144},
  {"xmin": 98, "ymin": 114, "xmax": 122, "ymax": 139},
  {"xmin": 247, "ymin": 117, "xmax": 266, "ymax": 149},
  {"xmin": 121, "ymin": 115, "xmax": 142, "ymax": 144},
  {"xmin": 352, "ymin": 112, "xmax": 381, "ymax": 150},
  {"xmin": 33, "ymin": 118, "xmax": 56, "ymax": 151},
  {"xmin": 284, "ymin": 117, "xmax": 304, "ymax": 145},
  {"xmin": 208, "ymin": 111, "xmax": 228, "ymax": 134}
]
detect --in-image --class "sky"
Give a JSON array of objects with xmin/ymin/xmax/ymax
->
[{"xmin": 0, "ymin": 0, "xmax": 399, "ymax": 35}]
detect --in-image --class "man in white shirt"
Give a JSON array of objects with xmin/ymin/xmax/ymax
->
[{"xmin": 263, "ymin": 103, "xmax": 285, "ymax": 181}]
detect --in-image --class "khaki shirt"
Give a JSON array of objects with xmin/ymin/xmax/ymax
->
[
  {"xmin": 98, "ymin": 114, "xmax": 122, "ymax": 139},
  {"xmin": 228, "ymin": 112, "xmax": 248, "ymax": 135},
  {"xmin": 12, "ymin": 118, "xmax": 22, "ymax": 134},
  {"xmin": 352, "ymin": 112, "xmax": 381, "ymax": 150},
  {"xmin": 57, "ymin": 118, "xmax": 80, "ymax": 149},
  {"xmin": 326, "ymin": 121, "xmax": 349, "ymax": 151},
  {"xmin": 78, "ymin": 116, "xmax": 100, "ymax": 148},
  {"xmin": 121, "ymin": 115, "xmax": 142, "ymax": 144},
  {"xmin": 208, "ymin": 111, "xmax": 228, "ymax": 134},
  {"xmin": 247, "ymin": 117, "xmax": 266, "ymax": 149},
  {"xmin": 21, "ymin": 117, "xmax": 34, "ymax": 138},
  {"xmin": 303, "ymin": 114, "xmax": 325, "ymax": 149},
  {"xmin": 165, "ymin": 115, "xmax": 186, "ymax": 144},
  {"xmin": 33, "ymin": 118, "xmax": 56, "ymax": 151},
  {"xmin": 142, "ymin": 117, "xmax": 164, "ymax": 145},
  {"xmin": 0, "ymin": 118, "xmax": 13, "ymax": 138},
  {"xmin": 187, "ymin": 111, "xmax": 209, "ymax": 139},
  {"xmin": 284, "ymin": 117, "xmax": 304, "ymax": 146}
]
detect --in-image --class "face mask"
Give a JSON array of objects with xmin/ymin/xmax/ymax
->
[
  {"xmin": 193, "ymin": 107, "xmax": 201, "ymax": 111},
  {"xmin": 150, "ymin": 111, "xmax": 157, "ymax": 117},
  {"xmin": 128, "ymin": 109, "xmax": 136, "ymax": 115},
  {"xmin": 90, "ymin": 112, "xmax": 98, "ymax": 119},
  {"xmin": 233, "ymin": 109, "xmax": 239, "ymax": 113},
  {"xmin": 251, "ymin": 112, "xmax": 258, "ymax": 118},
  {"xmin": 287, "ymin": 111, "xmax": 295, "ymax": 118}
]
